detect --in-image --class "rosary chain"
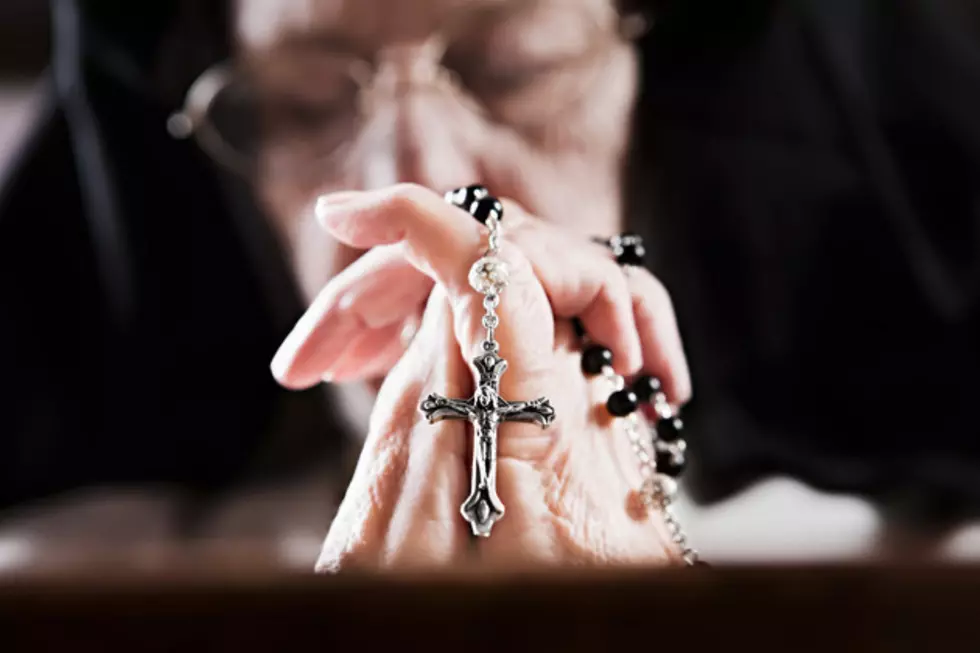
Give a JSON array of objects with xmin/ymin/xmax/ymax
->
[
  {"xmin": 471, "ymin": 202, "xmax": 700, "ymax": 563},
  {"xmin": 486, "ymin": 214, "xmax": 501, "ymax": 256},
  {"xmin": 478, "ymin": 215, "xmax": 504, "ymax": 350},
  {"xmin": 601, "ymin": 364, "xmax": 699, "ymax": 566},
  {"xmin": 483, "ymin": 293, "xmax": 500, "ymax": 348}
]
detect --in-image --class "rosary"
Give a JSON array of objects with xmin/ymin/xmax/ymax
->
[{"xmin": 420, "ymin": 186, "xmax": 701, "ymax": 566}]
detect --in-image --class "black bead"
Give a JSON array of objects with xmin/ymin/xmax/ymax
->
[
  {"xmin": 469, "ymin": 197, "xmax": 503, "ymax": 225},
  {"xmin": 447, "ymin": 184, "xmax": 489, "ymax": 210},
  {"xmin": 571, "ymin": 318, "xmax": 587, "ymax": 339},
  {"xmin": 615, "ymin": 241, "xmax": 646, "ymax": 266},
  {"xmin": 581, "ymin": 345, "xmax": 613, "ymax": 375},
  {"xmin": 606, "ymin": 389, "xmax": 639, "ymax": 417},
  {"xmin": 632, "ymin": 375, "xmax": 662, "ymax": 403},
  {"xmin": 656, "ymin": 448, "xmax": 686, "ymax": 477},
  {"xmin": 656, "ymin": 416, "xmax": 684, "ymax": 443}
]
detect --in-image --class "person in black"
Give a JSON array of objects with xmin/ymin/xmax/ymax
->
[{"xmin": 0, "ymin": 0, "xmax": 978, "ymax": 564}]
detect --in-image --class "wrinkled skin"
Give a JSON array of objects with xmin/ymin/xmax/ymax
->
[
  {"xmin": 272, "ymin": 185, "xmax": 690, "ymax": 569},
  {"xmin": 240, "ymin": 0, "xmax": 693, "ymax": 569}
]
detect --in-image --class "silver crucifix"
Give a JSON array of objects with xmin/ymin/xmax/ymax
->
[
  {"xmin": 421, "ymin": 190, "xmax": 555, "ymax": 537},
  {"xmin": 420, "ymin": 349, "xmax": 555, "ymax": 537}
]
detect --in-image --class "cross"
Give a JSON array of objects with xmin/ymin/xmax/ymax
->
[{"xmin": 420, "ymin": 349, "xmax": 556, "ymax": 537}]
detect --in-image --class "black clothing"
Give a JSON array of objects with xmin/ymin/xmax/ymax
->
[
  {"xmin": 2, "ymin": 0, "xmax": 978, "ymax": 519},
  {"xmin": 0, "ymin": 0, "xmax": 337, "ymax": 510},
  {"xmin": 636, "ymin": 0, "xmax": 980, "ymax": 516}
]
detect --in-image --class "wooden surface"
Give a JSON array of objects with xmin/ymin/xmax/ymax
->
[{"xmin": 1, "ymin": 564, "xmax": 979, "ymax": 652}]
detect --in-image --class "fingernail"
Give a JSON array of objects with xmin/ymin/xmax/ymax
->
[
  {"xmin": 270, "ymin": 322, "xmax": 314, "ymax": 382},
  {"xmin": 270, "ymin": 310, "xmax": 359, "ymax": 388},
  {"xmin": 315, "ymin": 191, "xmax": 363, "ymax": 223},
  {"xmin": 270, "ymin": 342, "xmax": 299, "ymax": 384}
]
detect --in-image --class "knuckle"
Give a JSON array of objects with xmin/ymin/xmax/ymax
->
[
  {"xmin": 507, "ymin": 272, "xmax": 543, "ymax": 318},
  {"xmin": 600, "ymin": 259, "xmax": 632, "ymax": 304},
  {"xmin": 498, "ymin": 198, "xmax": 534, "ymax": 228},
  {"xmin": 632, "ymin": 268, "xmax": 674, "ymax": 311},
  {"xmin": 387, "ymin": 183, "xmax": 429, "ymax": 216}
]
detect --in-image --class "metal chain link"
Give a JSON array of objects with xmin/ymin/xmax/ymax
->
[
  {"xmin": 600, "ymin": 364, "xmax": 700, "ymax": 566},
  {"xmin": 486, "ymin": 214, "xmax": 501, "ymax": 255},
  {"xmin": 482, "ymin": 292, "xmax": 500, "ymax": 348},
  {"xmin": 478, "ymin": 215, "xmax": 503, "ymax": 350}
]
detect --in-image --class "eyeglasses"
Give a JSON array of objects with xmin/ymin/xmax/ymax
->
[{"xmin": 168, "ymin": 1, "xmax": 650, "ymax": 183}]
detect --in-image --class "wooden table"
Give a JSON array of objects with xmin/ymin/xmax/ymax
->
[{"xmin": 2, "ymin": 564, "xmax": 979, "ymax": 652}]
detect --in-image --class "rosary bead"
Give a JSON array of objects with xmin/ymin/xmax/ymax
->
[
  {"xmin": 615, "ymin": 240, "xmax": 646, "ymax": 266},
  {"xmin": 468, "ymin": 256, "xmax": 509, "ymax": 294},
  {"xmin": 445, "ymin": 184, "xmax": 489, "ymax": 210},
  {"xmin": 657, "ymin": 416, "xmax": 685, "ymax": 443},
  {"xmin": 656, "ymin": 448, "xmax": 686, "ymax": 477},
  {"xmin": 581, "ymin": 345, "xmax": 613, "ymax": 375},
  {"xmin": 632, "ymin": 375, "xmax": 662, "ymax": 403},
  {"xmin": 607, "ymin": 389, "xmax": 639, "ymax": 417},
  {"xmin": 470, "ymin": 197, "xmax": 504, "ymax": 225},
  {"xmin": 652, "ymin": 475, "xmax": 678, "ymax": 501}
]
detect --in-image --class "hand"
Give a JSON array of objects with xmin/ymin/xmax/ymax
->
[
  {"xmin": 271, "ymin": 190, "xmax": 691, "ymax": 406},
  {"xmin": 271, "ymin": 184, "xmax": 692, "ymax": 569}
]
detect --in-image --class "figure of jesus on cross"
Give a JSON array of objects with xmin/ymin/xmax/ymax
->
[{"xmin": 420, "ymin": 348, "xmax": 556, "ymax": 537}]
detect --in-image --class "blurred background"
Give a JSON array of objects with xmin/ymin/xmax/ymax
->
[
  {"xmin": 0, "ymin": 1, "xmax": 45, "ymax": 180},
  {"xmin": 1, "ymin": 0, "xmax": 979, "ymax": 575}
]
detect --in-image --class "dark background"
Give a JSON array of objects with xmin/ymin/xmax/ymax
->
[
  {"xmin": 0, "ymin": 0, "xmax": 49, "ymax": 77},
  {"xmin": 1, "ymin": 0, "xmax": 979, "ymax": 567}
]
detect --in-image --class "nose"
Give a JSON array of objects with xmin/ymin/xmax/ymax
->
[
  {"xmin": 394, "ymin": 90, "xmax": 481, "ymax": 192},
  {"xmin": 354, "ymin": 51, "xmax": 483, "ymax": 193}
]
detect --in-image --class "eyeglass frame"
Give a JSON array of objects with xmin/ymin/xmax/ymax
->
[{"xmin": 167, "ymin": 5, "xmax": 652, "ymax": 180}]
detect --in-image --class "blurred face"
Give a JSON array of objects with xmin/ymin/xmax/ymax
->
[{"xmin": 235, "ymin": 0, "xmax": 639, "ymax": 300}]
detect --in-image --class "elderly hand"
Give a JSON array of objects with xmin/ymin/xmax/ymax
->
[{"xmin": 271, "ymin": 184, "xmax": 692, "ymax": 570}]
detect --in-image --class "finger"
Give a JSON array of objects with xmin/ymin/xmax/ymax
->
[
  {"xmin": 321, "ymin": 319, "xmax": 408, "ymax": 383},
  {"xmin": 507, "ymin": 213, "xmax": 690, "ymax": 405},
  {"xmin": 348, "ymin": 314, "xmax": 422, "ymax": 382},
  {"xmin": 271, "ymin": 244, "xmax": 433, "ymax": 389},
  {"xmin": 625, "ymin": 268, "xmax": 692, "ymax": 404},
  {"xmin": 380, "ymin": 287, "xmax": 471, "ymax": 568},
  {"xmin": 315, "ymin": 401, "xmax": 411, "ymax": 572},
  {"xmin": 500, "ymin": 201, "xmax": 642, "ymax": 375},
  {"xmin": 316, "ymin": 184, "xmax": 556, "ymax": 401},
  {"xmin": 316, "ymin": 288, "xmax": 466, "ymax": 571},
  {"xmin": 315, "ymin": 185, "xmax": 484, "ymax": 302}
]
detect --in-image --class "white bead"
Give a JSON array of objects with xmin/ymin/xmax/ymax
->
[
  {"xmin": 468, "ymin": 256, "xmax": 509, "ymax": 294},
  {"xmin": 654, "ymin": 475, "xmax": 678, "ymax": 500}
]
